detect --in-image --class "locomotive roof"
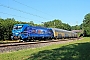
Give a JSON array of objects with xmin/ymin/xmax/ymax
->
[
  {"xmin": 14, "ymin": 24, "xmax": 51, "ymax": 30},
  {"xmin": 32, "ymin": 26, "xmax": 49, "ymax": 29},
  {"xmin": 14, "ymin": 24, "xmax": 30, "ymax": 26}
]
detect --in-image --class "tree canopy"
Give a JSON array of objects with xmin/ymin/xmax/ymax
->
[
  {"xmin": 82, "ymin": 13, "xmax": 90, "ymax": 36},
  {"xmin": 43, "ymin": 19, "xmax": 71, "ymax": 30},
  {"xmin": 1, "ymin": 13, "xmax": 90, "ymax": 41}
]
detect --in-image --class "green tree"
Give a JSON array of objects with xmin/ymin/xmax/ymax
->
[
  {"xmin": 62, "ymin": 23, "xmax": 71, "ymax": 30},
  {"xmin": 44, "ymin": 19, "xmax": 71, "ymax": 30},
  {"xmin": 0, "ymin": 18, "xmax": 4, "ymax": 40},
  {"xmin": 83, "ymin": 13, "xmax": 90, "ymax": 36},
  {"xmin": 71, "ymin": 25, "xmax": 81, "ymax": 30},
  {"xmin": 29, "ymin": 21, "xmax": 34, "ymax": 26},
  {"xmin": 44, "ymin": 19, "xmax": 62, "ymax": 28}
]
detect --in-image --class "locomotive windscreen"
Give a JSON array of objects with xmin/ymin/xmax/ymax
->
[{"xmin": 13, "ymin": 25, "xmax": 23, "ymax": 29}]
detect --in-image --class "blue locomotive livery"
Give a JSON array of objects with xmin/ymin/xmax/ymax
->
[
  {"xmin": 11, "ymin": 24, "xmax": 77, "ymax": 41},
  {"xmin": 11, "ymin": 24, "xmax": 54, "ymax": 41}
]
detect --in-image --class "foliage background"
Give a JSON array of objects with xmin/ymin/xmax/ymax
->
[{"xmin": 0, "ymin": 13, "xmax": 90, "ymax": 40}]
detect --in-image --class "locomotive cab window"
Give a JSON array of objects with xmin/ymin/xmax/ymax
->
[{"xmin": 13, "ymin": 25, "xmax": 23, "ymax": 29}]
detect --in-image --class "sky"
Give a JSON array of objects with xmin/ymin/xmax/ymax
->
[{"xmin": 0, "ymin": 0, "xmax": 90, "ymax": 26}]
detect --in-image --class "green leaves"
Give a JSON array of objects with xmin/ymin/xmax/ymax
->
[
  {"xmin": 0, "ymin": 18, "xmax": 22, "ymax": 40},
  {"xmin": 43, "ymin": 19, "xmax": 71, "ymax": 30},
  {"xmin": 0, "ymin": 18, "xmax": 15, "ymax": 40},
  {"xmin": 82, "ymin": 13, "xmax": 90, "ymax": 36}
]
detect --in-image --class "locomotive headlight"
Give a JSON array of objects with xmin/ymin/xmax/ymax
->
[{"xmin": 15, "ymin": 33, "xmax": 19, "ymax": 35}]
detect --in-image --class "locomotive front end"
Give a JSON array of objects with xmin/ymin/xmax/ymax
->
[{"xmin": 11, "ymin": 24, "xmax": 23, "ymax": 40}]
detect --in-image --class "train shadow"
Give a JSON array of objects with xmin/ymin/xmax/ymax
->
[{"xmin": 25, "ymin": 42, "xmax": 90, "ymax": 60}]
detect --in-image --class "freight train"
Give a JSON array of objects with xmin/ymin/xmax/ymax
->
[{"xmin": 11, "ymin": 24, "xmax": 77, "ymax": 41}]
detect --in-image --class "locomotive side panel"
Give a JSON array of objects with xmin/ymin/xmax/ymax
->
[{"xmin": 27, "ymin": 26, "xmax": 54, "ymax": 40}]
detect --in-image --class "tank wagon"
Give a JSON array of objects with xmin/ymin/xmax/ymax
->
[{"xmin": 11, "ymin": 24, "xmax": 77, "ymax": 41}]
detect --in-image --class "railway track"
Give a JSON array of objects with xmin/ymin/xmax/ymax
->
[
  {"xmin": 0, "ymin": 38, "xmax": 79, "ymax": 53},
  {"xmin": 0, "ymin": 38, "xmax": 77, "ymax": 47}
]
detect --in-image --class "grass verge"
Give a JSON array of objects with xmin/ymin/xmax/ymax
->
[
  {"xmin": 0, "ymin": 40, "xmax": 19, "ymax": 44},
  {"xmin": 0, "ymin": 37, "xmax": 90, "ymax": 60}
]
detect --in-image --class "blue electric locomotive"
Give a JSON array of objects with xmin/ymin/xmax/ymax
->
[{"xmin": 11, "ymin": 24, "xmax": 54, "ymax": 41}]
